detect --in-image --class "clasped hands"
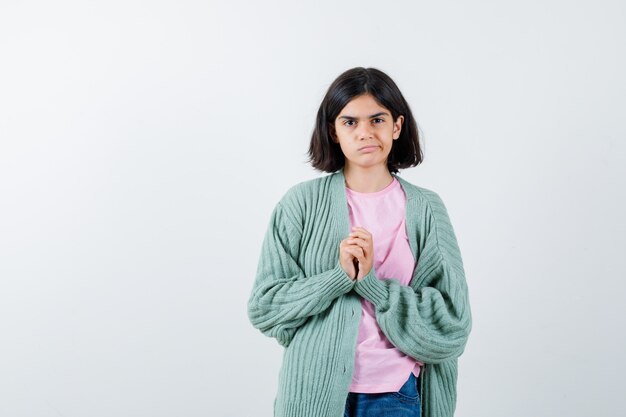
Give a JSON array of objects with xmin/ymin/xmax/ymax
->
[{"xmin": 339, "ymin": 226, "xmax": 374, "ymax": 282}]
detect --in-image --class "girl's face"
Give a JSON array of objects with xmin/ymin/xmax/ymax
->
[{"xmin": 331, "ymin": 93, "xmax": 403, "ymax": 171}]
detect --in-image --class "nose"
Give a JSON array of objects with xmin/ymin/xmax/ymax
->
[{"xmin": 356, "ymin": 122, "xmax": 374, "ymax": 140}]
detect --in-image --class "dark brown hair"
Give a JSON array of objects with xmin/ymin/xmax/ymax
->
[{"xmin": 307, "ymin": 67, "xmax": 423, "ymax": 174}]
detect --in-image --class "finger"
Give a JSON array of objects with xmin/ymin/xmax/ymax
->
[
  {"xmin": 346, "ymin": 237, "xmax": 367, "ymax": 247},
  {"xmin": 344, "ymin": 248, "xmax": 357, "ymax": 260},
  {"xmin": 346, "ymin": 238, "xmax": 373, "ymax": 258},
  {"xmin": 344, "ymin": 242, "xmax": 366, "ymax": 252},
  {"xmin": 340, "ymin": 238, "xmax": 357, "ymax": 248},
  {"xmin": 349, "ymin": 229, "xmax": 372, "ymax": 240},
  {"xmin": 345, "ymin": 246, "xmax": 364, "ymax": 260},
  {"xmin": 341, "ymin": 242, "xmax": 361, "ymax": 253},
  {"xmin": 349, "ymin": 232, "xmax": 370, "ymax": 243},
  {"xmin": 339, "ymin": 240, "xmax": 366, "ymax": 253},
  {"xmin": 351, "ymin": 226, "xmax": 372, "ymax": 235}
]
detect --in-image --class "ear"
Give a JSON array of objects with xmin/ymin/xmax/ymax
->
[
  {"xmin": 329, "ymin": 123, "xmax": 338, "ymax": 142},
  {"xmin": 393, "ymin": 115, "xmax": 404, "ymax": 139}
]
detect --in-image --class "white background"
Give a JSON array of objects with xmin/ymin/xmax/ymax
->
[{"xmin": 1, "ymin": 1, "xmax": 625, "ymax": 416}]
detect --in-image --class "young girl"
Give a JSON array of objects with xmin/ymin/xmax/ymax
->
[{"xmin": 247, "ymin": 67, "xmax": 472, "ymax": 417}]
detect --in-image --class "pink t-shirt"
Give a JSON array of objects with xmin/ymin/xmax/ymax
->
[{"xmin": 346, "ymin": 176, "xmax": 424, "ymax": 393}]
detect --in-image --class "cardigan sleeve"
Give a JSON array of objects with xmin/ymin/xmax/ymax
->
[
  {"xmin": 247, "ymin": 201, "xmax": 355, "ymax": 348},
  {"xmin": 353, "ymin": 192, "xmax": 472, "ymax": 364}
]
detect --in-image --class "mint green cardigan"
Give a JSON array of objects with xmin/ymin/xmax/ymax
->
[{"xmin": 247, "ymin": 168, "xmax": 472, "ymax": 417}]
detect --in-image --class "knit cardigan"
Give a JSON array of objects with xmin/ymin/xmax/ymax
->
[{"xmin": 247, "ymin": 168, "xmax": 472, "ymax": 417}]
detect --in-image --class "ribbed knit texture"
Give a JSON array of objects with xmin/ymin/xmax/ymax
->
[{"xmin": 247, "ymin": 168, "xmax": 472, "ymax": 417}]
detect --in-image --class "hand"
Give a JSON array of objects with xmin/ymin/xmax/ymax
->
[
  {"xmin": 339, "ymin": 235, "xmax": 363, "ymax": 281},
  {"xmin": 349, "ymin": 227, "xmax": 374, "ymax": 281},
  {"xmin": 343, "ymin": 226, "xmax": 374, "ymax": 281}
]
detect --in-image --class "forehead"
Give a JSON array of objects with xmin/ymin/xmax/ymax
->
[{"xmin": 338, "ymin": 94, "xmax": 390, "ymax": 117}]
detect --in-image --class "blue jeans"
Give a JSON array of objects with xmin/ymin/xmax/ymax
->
[{"xmin": 344, "ymin": 372, "xmax": 421, "ymax": 417}]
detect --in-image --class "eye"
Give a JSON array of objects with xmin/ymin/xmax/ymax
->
[
  {"xmin": 373, "ymin": 118, "xmax": 384, "ymax": 124},
  {"xmin": 343, "ymin": 120, "xmax": 356, "ymax": 126}
]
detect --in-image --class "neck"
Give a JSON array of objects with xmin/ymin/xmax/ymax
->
[{"xmin": 343, "ymin": 163, "xmax": 394, "ymax": 193}]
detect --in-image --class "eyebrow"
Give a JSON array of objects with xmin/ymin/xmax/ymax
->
[{"xmin": 337, "ymin": 112, "xmax": 389, "ymax": 120}]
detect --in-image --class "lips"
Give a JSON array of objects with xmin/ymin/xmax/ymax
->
[{"xmin": 358, "ymin": 145, "xmax": 380, "ymax": 151}]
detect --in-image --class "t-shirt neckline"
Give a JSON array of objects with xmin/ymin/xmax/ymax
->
[{"xmin": 345, "ymin": 176, "xmax": 398, "ymax": 198}]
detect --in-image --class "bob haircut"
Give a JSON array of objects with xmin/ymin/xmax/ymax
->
[{"xmin": 307, "ymin": 67, "xmax": 423, "ymax": 174}]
